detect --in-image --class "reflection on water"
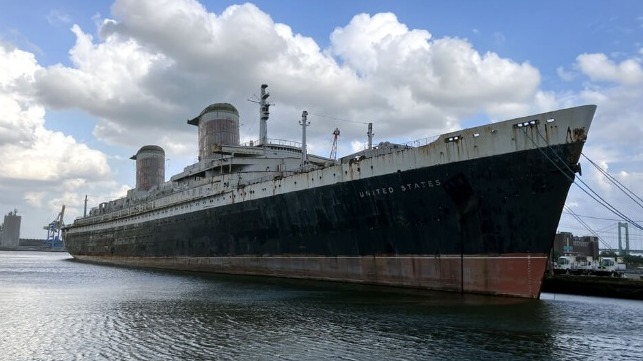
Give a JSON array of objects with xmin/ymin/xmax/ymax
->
[{"xmin": 1, "ymin": 251, "xmax": 642, "ymax": 360}]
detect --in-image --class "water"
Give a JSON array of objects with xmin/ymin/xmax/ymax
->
[{"xmin": 1, "ymin": 251, "xmax": 642, "ymax": 361}]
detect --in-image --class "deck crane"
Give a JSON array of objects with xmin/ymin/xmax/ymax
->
[{"xmin": 44, "ymin": 205, "xmax": 65, "ymax": 249}]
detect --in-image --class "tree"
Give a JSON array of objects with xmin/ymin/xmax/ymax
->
[{"xmin": 600, "ymin": 250, "xmax": 617, "ymax": 257}]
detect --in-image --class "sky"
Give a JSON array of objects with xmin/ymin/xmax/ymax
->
[{"xmin": 1, "ymin": 0, "xmax": 643, "ymax": 249}]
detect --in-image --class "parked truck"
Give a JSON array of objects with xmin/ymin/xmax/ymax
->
[
  {"xmin": 593, "ymin": 257, "xmax": 626, "ymax": 277},
  {"xmin": 553, "ymin": 255, "xmax": 625, "ymax": 277},
  {"xmin": 553, "ymin": 256, "xmax": 594, "ymax": 275}
]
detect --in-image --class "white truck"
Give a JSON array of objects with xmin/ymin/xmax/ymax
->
[
  {"xmin": 592, "ymin": 257, "xmax": 626, "ymax": 277},
  {"xmin": 553, "ymin": 256, "xmax": 595, "ymax": 275}
]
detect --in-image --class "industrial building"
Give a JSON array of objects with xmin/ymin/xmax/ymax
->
[
  {"xmin": 553, "ymin": 232, "xmax": 600, "ymax": 259},
  {"xmin": 0, "ymin": 209, "xmax": 21, "ymax": 248}
]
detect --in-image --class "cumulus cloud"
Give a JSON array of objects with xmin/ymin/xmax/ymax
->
[
  {"xmin": 556, "ymin": 51, "xmax": 643, "ymax": 240},
  {"xmin": 0, "ymin": 45, "xmax": 110, "ymax": 181},
  {"xmin": 31, "ymin": 0, "xmax": 545, "ymax": 155},
  {"xmin": 0, "ymin": 44, "xmax": 113, "ymax": 236},
  {"xmin": 329, "ymin": 13, "xmax": 540, "ymax": 123},
  {"xmin": 574, "ymin": 52, "xmax": 643, "ymax": 150},
  {"xmin": 576, "ymin": 53, "xmax": 643, "ymax": 85},
  {"xmin": 35, "ymin": 24, "xmax": 183, "ymax": 147}
]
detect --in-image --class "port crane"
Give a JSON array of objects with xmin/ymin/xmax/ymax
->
[{"xmin": 44, "ymin": 205, "xmax": 65, "ymax": 249}]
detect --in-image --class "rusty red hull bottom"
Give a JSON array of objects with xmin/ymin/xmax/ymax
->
[{"xmin": 73, "ymin": 252, "xmax": 548, "ymax": 298}]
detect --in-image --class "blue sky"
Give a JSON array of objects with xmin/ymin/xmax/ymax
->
[{"xmin": 1, "ymin": 0, "xmax": 642, "ymax": 248}]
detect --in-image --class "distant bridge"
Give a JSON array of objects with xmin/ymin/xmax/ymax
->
[
  {"xmin": 578, "ymin": 221, "xmax": 643, "ymax": 255},
  {"xmin": 599, "ymin": 249, "xmax": 643, "ymax": 254}
]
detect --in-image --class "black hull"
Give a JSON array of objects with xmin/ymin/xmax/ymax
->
[
  {"xmin": 64, "ymin": 143, "xmax": 580, "ymax": 297},
  {"xmin": 67, "ymin": 145, "xmax": 576, "ymax": 258}
]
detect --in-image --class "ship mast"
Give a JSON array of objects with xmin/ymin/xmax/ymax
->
[
  {"xmin": 330, "ymin": 127, "xmax": 340, "ymax": 161},
  {"xmin": 367, "ymin": 123, "xmax": 373, "ymax": 150},
  {"xmin": 300, "ymin": 110, "xmax": 309, "ymax": 166},
  {"xmin": 259, "ymin": 84, "xmax": 270, "ymax": 145}
]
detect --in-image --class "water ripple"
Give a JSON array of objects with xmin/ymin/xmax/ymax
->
[{"xmin": 1, "ymin": 252, "xmax": 643, "ymax": 360}]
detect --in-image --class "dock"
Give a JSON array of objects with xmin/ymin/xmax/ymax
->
[{"xmin": 542, "ymin": 273, "xmax": 643, "ymax": 300}]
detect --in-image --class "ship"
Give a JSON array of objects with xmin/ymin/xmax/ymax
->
[{"xmin": 63, "ymin": 84, "xmax": 597, "ymax": 299}]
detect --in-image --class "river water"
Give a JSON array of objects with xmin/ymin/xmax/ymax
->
[{"xmin": 1, "ymin": 251, "xmax": 642, "ymax": 361}]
